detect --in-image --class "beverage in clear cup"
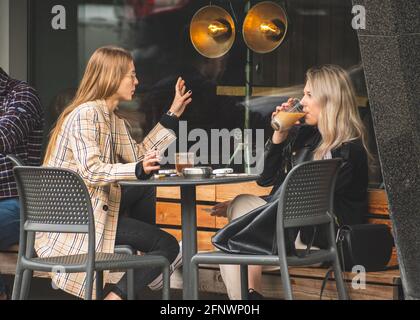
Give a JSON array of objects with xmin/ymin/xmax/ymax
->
[
  {"xmin": 271, "ymin": 98, "xmax": 305, "ymax": 132},
  {"xmin": 175, "ymin": 152, "xmax": 194, "ymax": 175}
]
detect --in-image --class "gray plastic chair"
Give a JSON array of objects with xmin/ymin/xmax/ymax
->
[
  {"xmin": 191, "ymin": 159, "xmax": 349, "ymax": 300},
  {"xmin": 5, "ymin": 154, "xmax": 25, "ymax": 167},
  {"xmin": 6, "ymin": 155, "xmax": 137, "ymax": 299},
  {"xmin": 10, "ymin": 165, "xmax": 170, "ymax": 300}
]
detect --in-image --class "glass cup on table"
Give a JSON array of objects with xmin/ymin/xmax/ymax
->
[
  {"xmin": 175, "ymin": 152, "xmax": 194, "ymax": 176},
  {"xmin": 271, "ymin": 98, "xmax": 306, "ymax": 132}
]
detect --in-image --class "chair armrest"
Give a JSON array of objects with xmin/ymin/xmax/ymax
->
[{"xmin": 114, "ymin": 245, "xmax": 135, "ymax": 255}]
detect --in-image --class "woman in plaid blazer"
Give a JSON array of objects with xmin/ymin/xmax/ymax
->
[{"xmin": 36, "ymin": 46, "xmax": 192, "ymax": 299}]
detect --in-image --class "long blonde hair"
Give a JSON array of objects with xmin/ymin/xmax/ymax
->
[
  {"xmin": 43, "ymin": 46, "xmax": 133, "ymax": 164},
  {"xmin": 306, "ymin": 65, "xmax": 370, "ymax": 161}
]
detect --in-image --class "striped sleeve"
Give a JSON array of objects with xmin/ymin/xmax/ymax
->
[
  {"xmin": 135, "ymin": 122, "xmax": 176, "ymax": 161},
  {"xmin": 118, "ymin": 117, "xmax": 176, "ymax": 163},
  {"xmin": 0, "ymin": 85, "xmax": 42, "ymax": 153},
  {"xmin": 68, "ymin": 107, "xmax": 137, "ymax": 186}
]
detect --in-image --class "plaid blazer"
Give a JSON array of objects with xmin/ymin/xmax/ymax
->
[{"xmin": 35, "ymin": 100, "xmax": 176, "ymax": 298}]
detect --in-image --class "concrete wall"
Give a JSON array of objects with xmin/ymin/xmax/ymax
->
[
  {"xmin": 353, "ymin": 0, "xmax": 420, "ymax": 299},
  {"xmin": 0, "ymin": 0, "xmax": 9, "ymax": 72},
  {"xmin": 9, "ymin": 0, "xmax": 27, "ymax": 81}
]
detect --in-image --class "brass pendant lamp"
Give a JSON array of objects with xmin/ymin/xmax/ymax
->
[
  {"xmin": 189, "ymin": 1, "xmax": 288, "ymax": 56},
  {"xmin": 189, "ymin": 1, "xmax": 289, "ymax": 173},
  {"xmin": 189, "ymin": 5, "xmax": 236, "ymax": 58},
  {"xmin": 242, "ymin": 1, "xmax": 288, "ymax": 54}
]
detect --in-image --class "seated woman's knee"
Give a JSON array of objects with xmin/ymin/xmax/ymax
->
[{"xmin": 158, "ymin": 231, "xmax": 180, "ymax": 263}]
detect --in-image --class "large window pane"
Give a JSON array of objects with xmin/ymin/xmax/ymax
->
[{"xmin": 30, "ymin": 0, "xmax": 382, "ymax": 185}]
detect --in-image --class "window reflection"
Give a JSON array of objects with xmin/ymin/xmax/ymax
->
[{"xmin": 32, "ymin": 0, "xmax": 382, "ymax": 185}]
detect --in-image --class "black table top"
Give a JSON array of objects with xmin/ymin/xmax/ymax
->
[{"xmin": 119, "ymin": 174, "xmax": 259, "ymax": 187}]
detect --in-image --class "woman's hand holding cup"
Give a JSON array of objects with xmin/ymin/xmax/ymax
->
[
  {"xmin": 143, "ymin": 150, "xmax": 161, "ymax": 175},
  {"xmin": 271, "ymin": 98, "xmax": 301, "ymax": 144}
]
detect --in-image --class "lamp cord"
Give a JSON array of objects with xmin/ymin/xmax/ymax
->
[{"xmin": 229, "ymin": 1, "xmax": 239, "ymax": 27}]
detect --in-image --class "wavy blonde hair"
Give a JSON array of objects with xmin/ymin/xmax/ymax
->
[
  {"xmin": 306, "ymin": 65, "xmax": 370, "ymax": 161},
  {"xmin": 43, "ymin": 46, "xmax": 133, "ymax": 164}
]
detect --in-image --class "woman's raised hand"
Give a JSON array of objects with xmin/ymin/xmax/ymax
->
[{"xmin": 168, "ymin": 77, "xmax": 192, "ymax": 118}]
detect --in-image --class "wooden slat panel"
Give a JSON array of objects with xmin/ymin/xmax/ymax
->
[
  {"xmin": 216, "ymin": 182, "xmax": 272, "ymax": 202},
  {"xmin": 283, "ymin": 276, "xmax": 395, "ymax": 300},
  {"xmin": 368, "ymin": 189, "xmax": 389, "ymax": 215},
  {"xmin": 171, "ymin": 267, "xmax": 398, "ymax": 300},
  {"xmin": 216, "ymin": 88, "xmax": 368, "ymax": 107},
  {"xmin": 156, "ymin": 186, "xmax": 180, "ymax": 199},
  {"xmin": 157, "ymin": 189, "xmax": 391, "ymax": 238},
  {"xmin": 162, "ymin": 229, "xmax": 215, "ymax": 252},
  {"xmin": 216, "ymin": 85, "xmax": 302, "ymax": 98},
  {"xmin": 216, "ymin": 216, "xmax": 229, "ymax": 229},
  {"xmin": 157, "ymin": 185, "xmax": 216, "ymax": 202},
  {"xmin": 0, "ymin": 252, "xmax": 49, "ymax": 278},
  {"xmin": 368, "ymin": 218, "xmax": 393, "ymax": 228},
  {"xmin": 156, "ymin": 202, "xmax": 215, "ymax": 228},
  {"xmin": 0, "ymin": 252, "xmax": 18, "ymax": 274},
  {"xmin": 197, "ymin": 186, "xmax": 216, "ymax": 202},
  {"xmin": 286, "ymin": 267, "xmax": 399, "ymax": 286},
  {"xmin": 388, "ymin": 248, "xmax": 399, "ymax": 267}
]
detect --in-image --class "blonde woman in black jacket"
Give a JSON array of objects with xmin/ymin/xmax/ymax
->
[{"xmin": 210, "ymin": 65, "xmax": 370, "ymax": 299}]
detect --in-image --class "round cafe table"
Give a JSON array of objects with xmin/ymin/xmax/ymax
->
[{"xmin": 119, "ymin": 174, "xmax": 259, "ymax": 299}]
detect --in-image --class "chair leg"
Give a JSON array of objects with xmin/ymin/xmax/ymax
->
[
  {"xmin": 162, "ymin": 263, "xmax": 170, "ymax": 301},
  {"xmin": 12, "ymin": 266, "xmax": 24, "ymax": 300},
  {"xmin": 19, "ymin": 269, "xmax": 33, "ymax": 300},
  {"xmin": 190, "ymin": 259, "xmax": 199, "ymax": 300},
  {"xmin": 95, "ymin": 271, "xmax": 103, "ymax": 300},
  {"xmin": 332, "ymin": 257, "xmax": 349, "ymax": 300},
  {"xmin": 279, "ymin": 259, "xmax": 293, "ymax": 300},
  {"xmin": 127, "ymin": 269, "xmax": 135, "ymax": 300},
  {"xmin": 240, "ymin": 265, "xmax": 249, "ymax": 300},
  {"xmin": 85, "ymin": 271, "xmax": 94, "ymax": 300},
  {"xmin": 114, "ymin": 245, "xmax": 135, "ymax": 300}
]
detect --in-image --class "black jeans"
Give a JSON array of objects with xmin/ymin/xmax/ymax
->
[
  {"xmin": 119, "ymin": 185, "xmax": 157, "ymax": 224},
  {"xmin": 112, "ymin": 186, "xmax": 179, "ymax": 299}
]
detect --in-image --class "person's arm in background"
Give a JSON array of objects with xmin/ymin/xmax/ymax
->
[{"xmin": 0, "ymin": 85, "xmax": 43, "ymax": 154}]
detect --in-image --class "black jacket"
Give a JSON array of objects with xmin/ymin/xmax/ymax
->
[{"xmin": 258, "ymin": 125, "xmax": 368, "ymax": 248}]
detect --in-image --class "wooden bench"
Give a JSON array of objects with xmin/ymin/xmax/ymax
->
[{"xmin": 156, "ymin": 182, "xmax": 402, "ymax": 300}]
